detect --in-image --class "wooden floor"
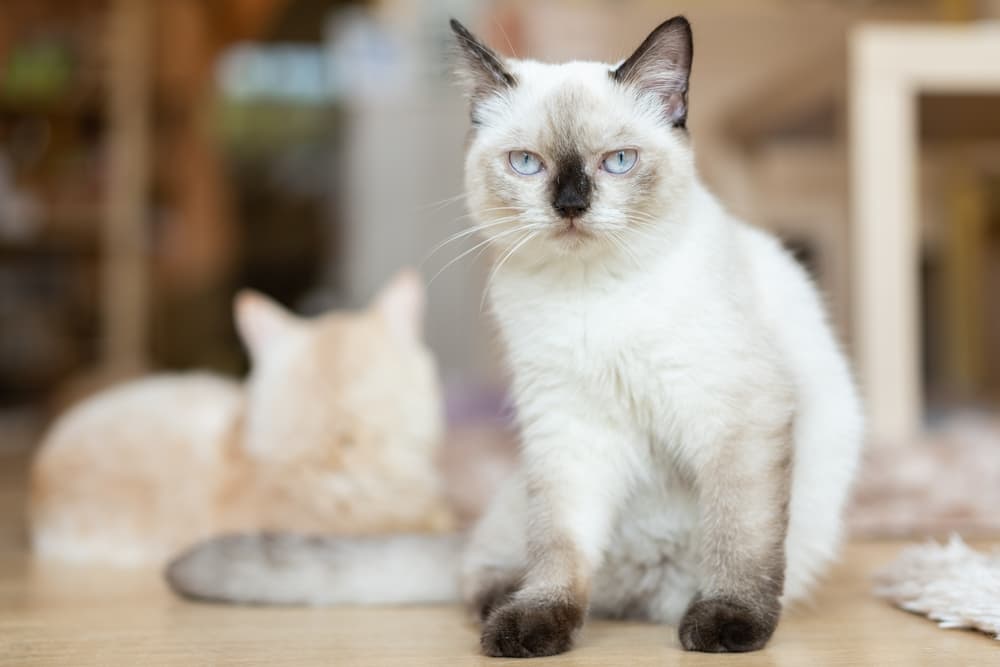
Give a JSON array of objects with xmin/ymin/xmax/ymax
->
[{"xmin": 2, "ymin": 452, "xmax": 997, "ymax": 665}]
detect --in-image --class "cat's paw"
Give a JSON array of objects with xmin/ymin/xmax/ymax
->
[
  {"xmin": 480, "ymin": 595, "xmax": 584, "ymax": 658},
  {"xmin": 678, "ymin": 595, "xmax": 779, "ymax": 653},
  {"xmin": 471, "ymin": 579, "xmax": 520, "ymax": 624}
]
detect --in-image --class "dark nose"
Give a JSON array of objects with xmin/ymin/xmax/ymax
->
[
  {"xmin": 552, "ymin": 181, "xmax": 590, "ymax": 219},
  {"xmin": 550, "ymin": 154, "xmax": 592, "ymax": 219}
]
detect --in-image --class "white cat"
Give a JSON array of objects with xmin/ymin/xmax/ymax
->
[{"xmin": 166, "ymin": 16, "xmax": 863, "ymax": 656}]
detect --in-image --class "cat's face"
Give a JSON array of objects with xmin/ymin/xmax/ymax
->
[
  {"xmin": 455, "ymin": 17, "xmax": 695, "ymax": 264},
  {"xmin": 235, "ymin": 272, "xmax": 442, "ymax": 466}
]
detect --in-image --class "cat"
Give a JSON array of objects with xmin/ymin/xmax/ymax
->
[
  {"xmin": 29, "ymin": 271, "xmax": 453, "ymax": 566},
  {"xmin": 166, "ymin": 16, "xmax": 863, "ymax": 657}
]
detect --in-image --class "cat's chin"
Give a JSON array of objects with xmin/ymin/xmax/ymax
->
[
  {"xmin": 543, "ymin": 234, "xmax": 624, "ymax": 265},
  {"xmin": 552, "ymin": 226, "xmax": 633, "ymax": 258},
  {"xmin": 551, "ymin": 226, "xmax": 591, "ymax": 243},
  {"xmin": 490, "ymin": 225, "xmax": 617, "ymax": 265},
  {"xmin": 547, "ymin": 236, "xmax": 592, "ymax": 259}
]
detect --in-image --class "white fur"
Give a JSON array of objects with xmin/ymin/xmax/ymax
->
[
  {"xmin": 460, "ymin": 57, "xmax": 863, "ymax": 621},
  {"xmin": 875, "ymin": 537, "xmax": 1000, "ymax": 639}
]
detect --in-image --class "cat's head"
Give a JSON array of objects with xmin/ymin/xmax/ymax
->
[
  {"xmin": 453, "ymin": 17, "xmax": 694, "ymax": 265},
  {"xmin": 234, "ymin": 271, "xmax": 442, "ymax": 465}
]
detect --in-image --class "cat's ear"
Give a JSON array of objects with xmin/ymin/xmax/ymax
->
[
  {"xmin": 611, "ymin": 16, "xmax": 693, "ymax": 129},
  {"xmin": 449, "ymin": 19, "xmax": 516, "ymax": 113},
  {"xmin": 373, "ymin": 269, "xmax": 425, "ymax": 341},
  {"xmin": 234, "ymin": 290, "xmax": 300, "ymax": 360}
]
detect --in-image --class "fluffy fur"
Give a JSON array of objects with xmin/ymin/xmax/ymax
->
[
  {"xmin": 875, "ymin": 537, "xmax": 1000, "ymax": 639},
  {"xmin": 167, "ymin": 16, "xmax": 863, "ymax": 657},
  {"xmin": 30, "ymin": 272, "xmax": 452, "ymax": 565}
]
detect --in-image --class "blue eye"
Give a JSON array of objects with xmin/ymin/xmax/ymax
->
[
  {"xmin": 509, "ymin": 151, "xmax": 544, "ymax": 176},
  {"xmin": 602, "ymin": 149, "xmax": 638, "ymax": 174}
]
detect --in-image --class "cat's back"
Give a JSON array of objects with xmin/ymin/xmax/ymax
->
[
  {"xmin": 30, "ymin": 373, "xmax": 244, "ymax": 564},
  {"xmin": 736, "ymin": 224, "xmax": 828, "ymax": 335},
  {"xmin": 40, "ymin": 374, "xmax": 242, "ymax": 456},
  {"xmin": 735, "ymin": 220, "xmax": 863, "ymax": 599},
  {"xmin": 734, "ymin": 222, "xmax": 858, "ymax": 396}
]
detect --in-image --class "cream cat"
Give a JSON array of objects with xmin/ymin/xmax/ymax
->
[
  {"xmin": 30, "ymin": 271, "xmax": 452, "ymax": 565},
  {"xmin": 167, "ymin": 17, "xmax": 863, "ymax": 656}
]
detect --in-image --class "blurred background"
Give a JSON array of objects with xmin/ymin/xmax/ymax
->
[{"xmin": 2, "ymin": 0, "xmax": 1000, "ymax": 536}]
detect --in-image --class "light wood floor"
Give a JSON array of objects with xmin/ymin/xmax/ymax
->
[{"xmin": 2, "ymin": 452, "xmax": 997, "ymax": 665}]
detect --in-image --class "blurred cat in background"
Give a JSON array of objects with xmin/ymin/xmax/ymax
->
[{"xmin": 29, "ymin": 271, "xmax": 454, "ymax": 566}]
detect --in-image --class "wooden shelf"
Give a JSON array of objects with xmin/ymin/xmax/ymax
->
[{"xmin": 0, "ymin": 232, "xmax": 99, "ymax": 259}]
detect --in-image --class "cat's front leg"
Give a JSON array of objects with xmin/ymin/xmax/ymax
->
[
  {"xmin": 480, "ymin": 411, "xmax": 641, "ymax": 658},
  {"xmin": 677, "ymin": 400, "xmax": 794, "ymax": 653}
]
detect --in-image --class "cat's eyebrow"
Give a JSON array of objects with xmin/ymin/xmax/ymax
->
[{"xmin": 602, "ymin": 130, "xmax": 633, "ymax": 146}]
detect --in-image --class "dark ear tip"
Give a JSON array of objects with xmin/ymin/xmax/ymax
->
[
  {"xmin": 450, "ymin": 18, "xmax": 469, "ymax": 37},
  {"xmin": 662, "ymin": 15, "xmax": 692, "ymax": 35}
]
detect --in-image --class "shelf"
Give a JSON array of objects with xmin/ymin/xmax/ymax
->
[{"xmin": 0, "ymin": 230, "xmax": 99, "ymax": 259}]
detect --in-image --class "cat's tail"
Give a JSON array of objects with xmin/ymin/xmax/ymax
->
[{"xmin": 165, "ymin": 532, "xmax": 462, "ymax": 606}]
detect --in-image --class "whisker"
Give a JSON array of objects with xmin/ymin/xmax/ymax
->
[
  {"xmin": 481, "ymin": 230, "xmax": 540, "ymax": 311},
  {"xmin": 426, "ymin": 226, "xmax": 535, "ymax": 287},
  {"xmin": 469, "ymin": 224, "xmax": 545, "ymax": 274},
  {"xmin": 624, "ymin": 211, "xmax": 659, "ymax": 224},
  {"xmin": 603, "ymin": 231, "xmax": 633, "ymax": 268},
  {"xmin": 625, "ymin": 210, "xmax": 667, "ymax": 227},
  {"xmin": 612, "ymin": 231, "xmax": 643, "ymax": 269},
  {"xmin": 418, "ymin": 192, "xmax": 467, "ymax": 213},
  {"xmin": 433, "ymin": 206, "xmax": 525, "ymax": 232},
  {"xmin": 455, "ymin": 204, "xmax": 523, "ymax": 217},
  {"xmin": 622, "ymin": 225, "xmax": 661, "ymax": 244},
  {"xmin": 493, "ymin": 18, "xmax": 519, "ymax": 59},
  {"xmin": 421, "ymin": 216, "xmax": 526, "ymax": 264},
  {"xmin": 442, "ymin": 207, "xmax": 523, "ymax": 227}
]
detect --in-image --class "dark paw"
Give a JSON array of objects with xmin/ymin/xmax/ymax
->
[
  {"xmin": 678, "ymin": 596, "xmax": 779, "ymax": 653},
  {"xmin": 472, "ymin": 580, "xmax": 520, "ymax": 623},
  {"xmin": 480, "ymin": 597, "xmax": 584, "ymax": 658}
]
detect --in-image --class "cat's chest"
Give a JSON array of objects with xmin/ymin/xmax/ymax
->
[{"xmin": 494, "ymin": 276, "xmax": 700, "ymax": 397}]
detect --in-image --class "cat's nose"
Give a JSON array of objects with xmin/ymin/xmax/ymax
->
[
  {"xmin": 551, "ymin": 155, "xmax": 592, "ymax": 219},
  {"xmin": 552, "ymin": 186, "xmax": 590, "ymax": 219}
]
